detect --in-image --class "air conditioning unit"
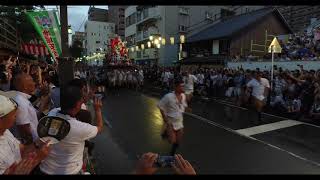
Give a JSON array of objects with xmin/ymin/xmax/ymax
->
[{"xmin": 179, "ymin": 8, "xmax": 189, "ymax": 15}]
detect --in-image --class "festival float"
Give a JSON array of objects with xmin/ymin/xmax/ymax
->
[{"xmin": 105, "ymin": 36, "xmax": 135, "ymax": 69}]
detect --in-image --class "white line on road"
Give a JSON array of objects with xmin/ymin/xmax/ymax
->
[
  {"xmin": 184, "ymin": 112, "xmax": 320, "ymax": 167},
  {"xmin": 235, "ymin": 120, "xmax": 303, "ymax": 136}
]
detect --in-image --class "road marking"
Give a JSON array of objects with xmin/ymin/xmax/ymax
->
[
  {"xmin": 184, "ymin": 112, "xmax": 320, "ymax": 167},
  {"xmin": 235, "ymin": 120, "xmax": 303, "ymax": 136}
]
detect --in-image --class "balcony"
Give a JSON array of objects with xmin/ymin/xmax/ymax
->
[
  {"xmin": 0, "ymin": 18, "xmax": 18, "ymax": 51},
  {"xmin": 179, "ymin": 7, "xmax": 189, "ymax": 15},
  {"xmin": 136, "ymin": 28, "xmax": 157, "ymax": 43},
  {"xmin": 135, "ymin": 48, "xmax": 157, "ymax": 60},
  {"xmin": 136, "ymin": 7, "xmax": 161, "ymax": 26}
]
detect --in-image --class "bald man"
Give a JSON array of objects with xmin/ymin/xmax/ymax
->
[{"xmin": 12, "ymin": 73, "xmax": 39, "ymax": 144}]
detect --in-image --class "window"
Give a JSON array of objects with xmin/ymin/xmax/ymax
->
[
  {"xmin": 179, "ymin": 25, "xmax": 187, "ymax": 32},
  {"xmin": 143, "ymin": 8, "xmax": 148, "ymax": 19},
  {"xmin": 137, "ymin": 11, "xmax": 142, "ymax": 22},
  {"xmin": 96, "ymin": 41, "xmax": 101, "ymax": 44},
  {"xmin": 126, "ymin": 17, "xmax": 130, "ymax": 27}
]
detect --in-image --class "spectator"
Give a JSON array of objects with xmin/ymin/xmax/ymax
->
[
  {"xmin": 0, "ymin": 95, "xmax": 50, "ymax": 175},
  {"xmin": 12, "ymin": 73, "xmax": 47, "ymax": 144},
  {"xmin": 38, "ymin": 85, "xmax": 104, "ymax": 175}
]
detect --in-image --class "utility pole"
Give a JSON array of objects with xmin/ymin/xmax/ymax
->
[{"xmin": 58, "ymin": 5, "xmax": 74, "ymax": 89}]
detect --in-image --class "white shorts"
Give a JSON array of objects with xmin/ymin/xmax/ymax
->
[{"xmin": 167, "ymin": 117, "xmax": 184, "ymax": 131}]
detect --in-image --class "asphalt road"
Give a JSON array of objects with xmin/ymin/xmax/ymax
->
[{"xmin": 92, "ymin": 89, "xmax": 320, "ymax": 174}]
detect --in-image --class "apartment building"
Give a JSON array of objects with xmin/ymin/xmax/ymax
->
[
  {"xmin": 88, "ymin": 7, "xmax": 109, "ymax": 22},
  {"xmin": 84, "ymin": 20, "xmax": 115, "ymax": 56},
  {"xmin": 125, "ymin": 6, "xmax": 264, "ymax": 66},
  {"xmin": 108, "ymin": 6, "xmax": 127, "ymax": 40}
]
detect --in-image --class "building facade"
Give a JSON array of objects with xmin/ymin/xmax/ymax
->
[
  {"xmin": 84, "ymin": 20, "xmax": 115, "ymax": 56},
  {"xmin": 125, "ymin": 6, "xmax": 265, "ymax": 66},
  {"xmin": 88, "ymin": 7, "xmax": 109, "ymax": 22},
  {"xmin": 278, "ymin": 6, "xmax": 320, "ymax": 32},
  {"xmin": 180, "ymin": 8, "xmax": 292, "ymax": 69},
  {"xmin": 108, "ymin": 6, "xmax": 127, "ymax": 40},
  {"xmin": 72, "ymin": 31, "xmax": 86, "ymax": 48}
]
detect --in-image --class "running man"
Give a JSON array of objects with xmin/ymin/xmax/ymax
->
[
  {"xmin": 245, "ymin": 71, "xmax": 268, "ymax": 124},
  {"xmin": 158, "ymin": 79, "xmax": 187, "ymax": 156},
  {"xmin": 183, "ymin": 71, "xmax": 197, "ymax": 107}
]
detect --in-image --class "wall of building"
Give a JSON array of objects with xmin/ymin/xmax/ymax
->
[
  {"xmin": 108, "ymin": 6, "xmax": 126, "ymax": 40},
  {"xmin": 85, "ymin": 21, "xmax": 115, "ymax": 56},
  {"xmin": 88, "ymin": 7, "xmax": 109, "ymax": 22},
  {"xmin": 125, "ymin": 6, "xmax": 266, "ymax": 66},
  {"xmin": 230, "ymin": 12, "xmax": 290, "ymax": 57}
]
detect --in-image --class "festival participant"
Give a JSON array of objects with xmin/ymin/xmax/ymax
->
[
  {"xmin": 246, "ymin": 71, "xmax": 267, "ymax": 123},
  {"xmin": 183, "ymin": 71, "xmax": 197, "ymax": 106},
  {"xmin": 158, "ymin": 79, "xmax": 187, "ymax": 156}
]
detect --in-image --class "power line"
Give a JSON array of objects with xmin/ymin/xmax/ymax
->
[{"xmin": 77, "ymin": 14, "xmax": 88, "ymax": 32}]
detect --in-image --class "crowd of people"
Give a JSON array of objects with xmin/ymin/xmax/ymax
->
[
  {"xmin": 0, "ymin": 47, "xmax": 196, "ymax": 175},
  {"xmin": 106, "ymin": 68, "xmax": 144, "ymax": 91},
  {"xmin": 144, "ymin": 65, "xmax": 320, "ymax": 122},
  {"xmin": 231, "ymin": 29, "xmax": 320, "ymax": 62}
]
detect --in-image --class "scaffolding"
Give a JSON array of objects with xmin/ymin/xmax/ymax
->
[{"xmin": 250, "ymin": 30, "xmax": 275, "ymax": 56}]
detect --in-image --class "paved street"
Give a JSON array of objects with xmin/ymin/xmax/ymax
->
[{"xmin": 92, "ymin": 89, "xmax": 320, "ymax": 174}]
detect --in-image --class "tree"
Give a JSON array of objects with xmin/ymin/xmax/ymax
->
[{"xmin": 70, "ymin": 40, "xmax": 84, "ymax": 58}]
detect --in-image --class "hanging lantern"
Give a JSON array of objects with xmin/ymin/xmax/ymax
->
[
  {"xmin": 159, "ymin": 37, "xmax": 162, "ymax": 41},
  {"xmin": 149, "ymin": 35, "xmax": 153, "ymax": 41},
  {"xmin": 161, "ymin": 38, "xmax": 166, "ymax": 45},
  {"xmin": 154, "ymin": 39, "xmax": 159, "ymax": 45},
  {"xmin": 170, "ymin": 37, "xmax": 175, "ymax": 45},
  {"xmin": 156, "ymin": 44, "xmax": 161, "ymax": 49},
  {"xmin": 180, "ymin": 35, "xmax": 185, "ymax": 44},
  {"xmin": 141, "ymin": 44, "xmax": 145, "ymax": 50},
  {"xmin": 135, "ymin": 46, "xmax": 139, "ymax": 51},
  {"xmin": 131, "ymin": 47, "xmax": 135, "ymax": 52},
  {"xmin": 147, "ymin": 41, "xmax": 151, "ymax": 48}
]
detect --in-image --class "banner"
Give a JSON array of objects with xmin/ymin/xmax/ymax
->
[{"xmin": 25, "ymin": 10, "xmax": 62, "ymax": 61}]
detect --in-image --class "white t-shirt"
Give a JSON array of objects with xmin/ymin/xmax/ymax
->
[
  {"xmin": 158, "ymin": 92, "xmax": 187, "ymax": 130},
  {"xmin": 247, "ymin": 79, "xmax": 265, "ymax": 101},
  {"xmin": 12, "ymin": 91, "xmax": 39, "ymax": 141},
  {"xmin": 196, "ymin": 74, "xmax": 205, "ymax": 85},
  {"xmin": 183, "ymin": 74, "xmax": 197, "ymax": 91},
  {"xmin": 260, "ymin": 78, "xmax": 270, "ymax": 89},
  {"xmin": 163, "ymin": 72, "xmax": 171, "ymax": 83},
  {"xmin": 40, "ymin": 108, "xmax": 98, "ymax": 175},
  {"xmin": 0, "ymin": 130, "xmax": 21, "ymax": 174}
]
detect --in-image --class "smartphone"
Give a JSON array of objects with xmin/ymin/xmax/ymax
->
[
  {"xmin": 154, "ymin": 156, "xmax": 175, "ymax": 168},
  {"xmin": 94, "ymin": 94, "xmax": 103, "ymax": 100}
]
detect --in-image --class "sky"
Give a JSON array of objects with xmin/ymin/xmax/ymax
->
[{"xmin": 44, "ymin": 6, "xmax": 108, "ymax": 32}]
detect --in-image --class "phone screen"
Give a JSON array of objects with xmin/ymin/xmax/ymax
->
[{"xmin": 154, "ymin": 156, "xmax": 175, "ymax": 168}]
